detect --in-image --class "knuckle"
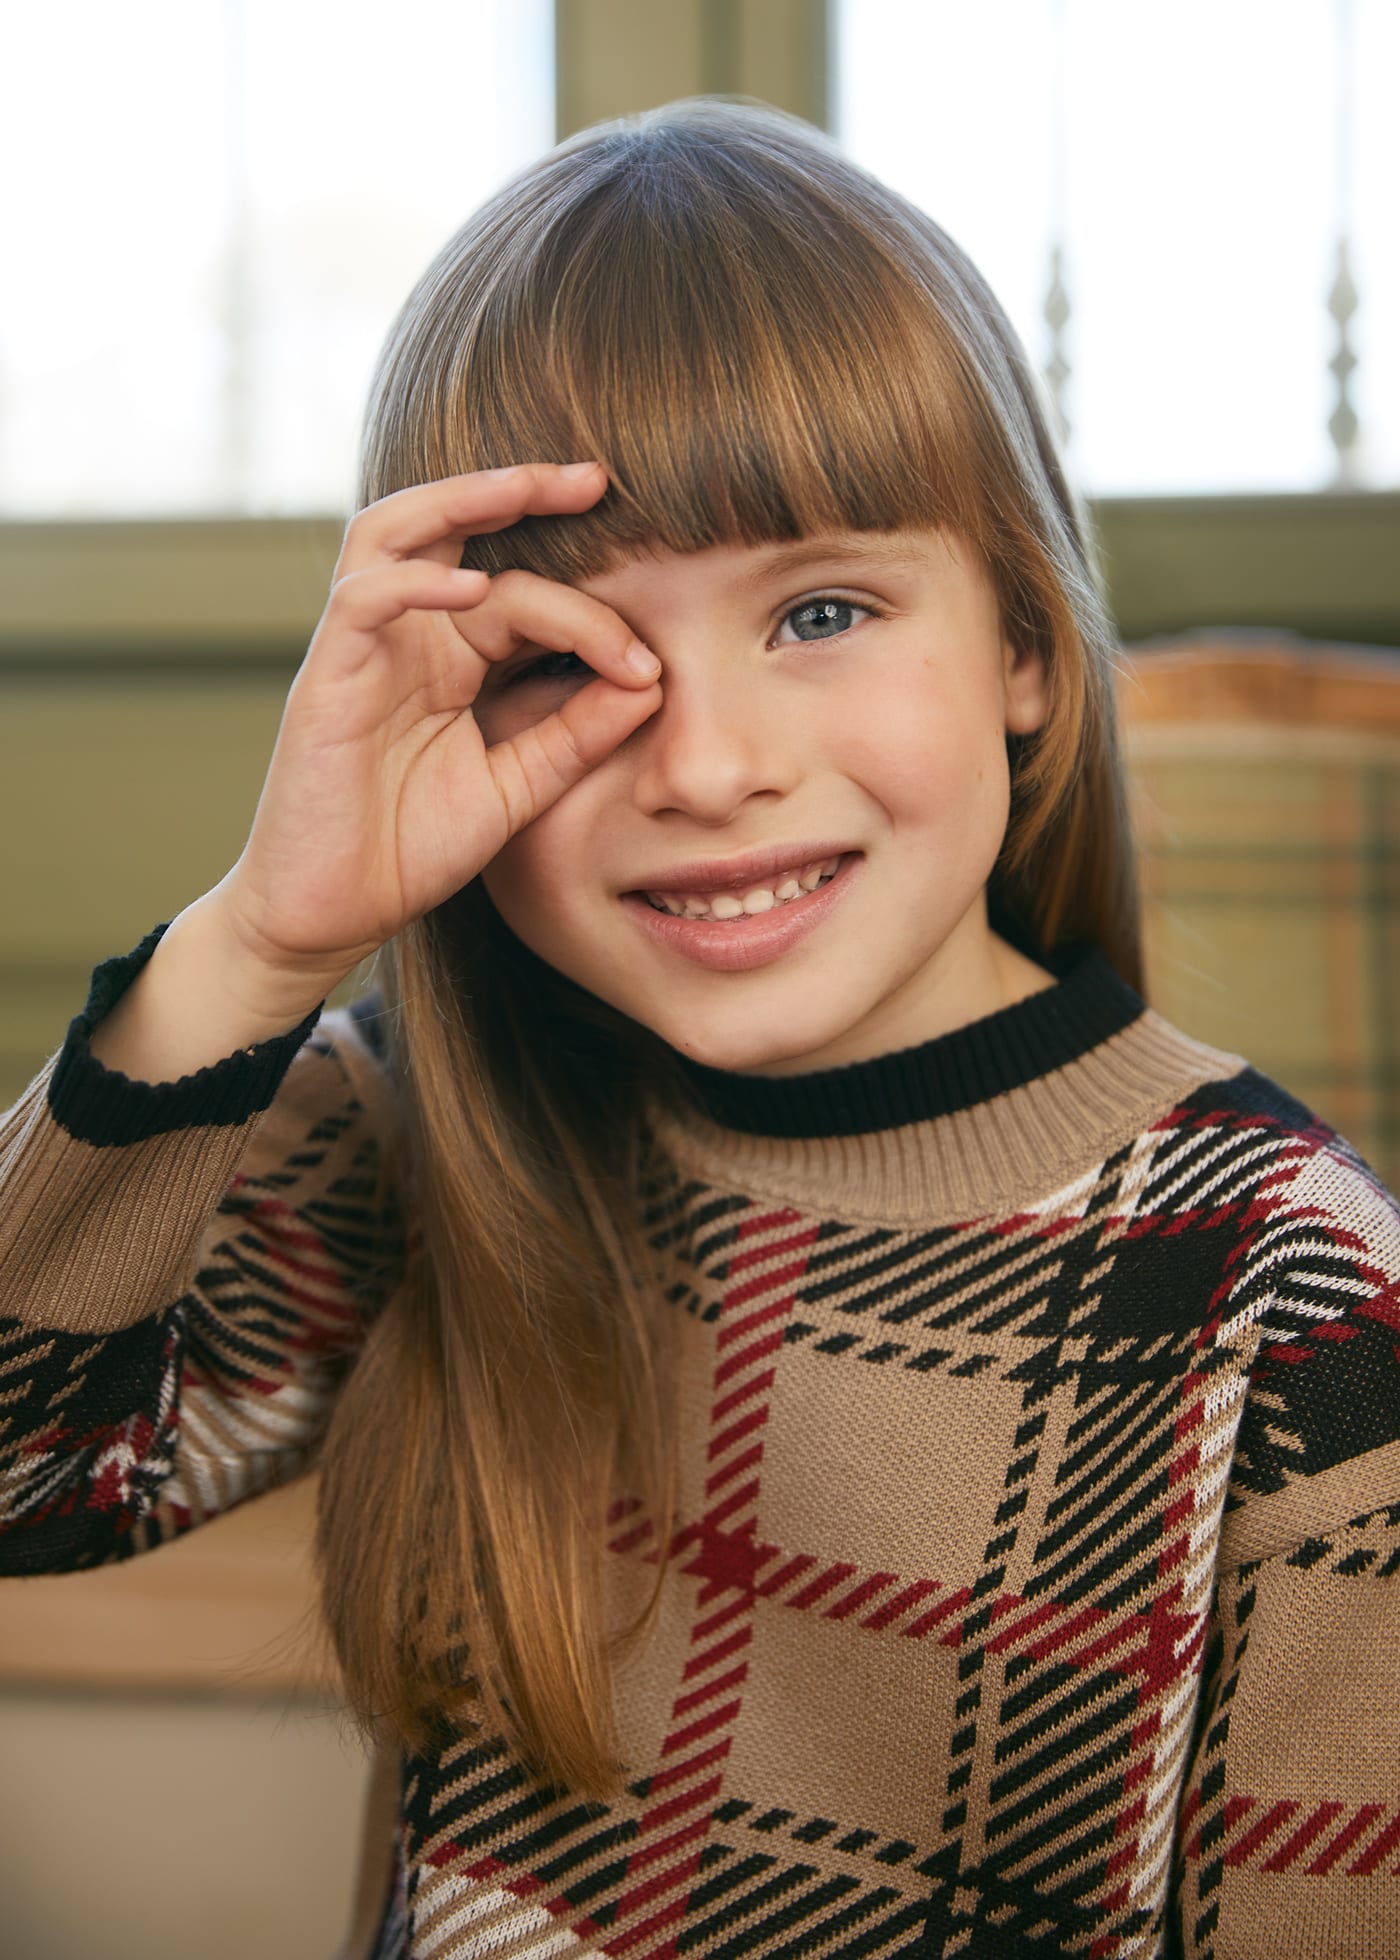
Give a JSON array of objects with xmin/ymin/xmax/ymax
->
[
  {"xmin": 492, "ymin": 746, "xmax": 538, "ymax": 832},
  {"xmin": 484, "ymin": 463, "xmax": 532, "ymax": 501},
  {"xmin": 329, "ymin": 564, "xmax": 393, "ymax": 620},
  {"xmin": 327, "ymin": 568, "xmax": 361, "ymax": 609},
  {"xmin": 548, "ymin": 716, "xmax": 586, "ymax": 778},
  {"xmin": 488, "ymin": 567, "xmax": 531, "ymax": 602},
  {"xmin": 344, "ymin": 496, "xmax": 384, "ymax": 541}
]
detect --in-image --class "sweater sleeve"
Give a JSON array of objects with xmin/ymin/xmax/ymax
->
[
  {"xmin": 0, "ymin": 922, "xmax": 407, "ymax": 1575},
  {"xmin": 1175, "ymin": 1140, "xmax": 1400, "ymax": 1960}
]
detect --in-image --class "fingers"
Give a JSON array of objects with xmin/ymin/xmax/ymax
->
[
  {"xmin": 486, "ymin": 677, "xmax": 662, "ymax": 837},
  {"xmin": 336, "ymin": 463, "xmax": 608, "ymax": 576},
  {"xmin": 452, "ymin": 569, "xmax": 658, "ymax": 692},
  {"xmin": 315, "ymin": 556, "xmax": 658, "ymax": 747},
  {"xmin": 327, "ymin": 561, "xmax": 491, "ymax": 640}
]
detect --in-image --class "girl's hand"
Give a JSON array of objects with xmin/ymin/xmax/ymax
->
[{"xmin": 211, "ymin": 463, "xmax": 660, "ymax": 993}]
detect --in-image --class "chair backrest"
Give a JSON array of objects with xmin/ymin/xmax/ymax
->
[{"xmin": 1114, "ymin": 630, "xmax": 1400, "ymax": 1192}]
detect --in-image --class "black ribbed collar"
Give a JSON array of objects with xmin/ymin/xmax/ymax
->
[{"xmin": 672, "ymin": 944, "xmax": 1144, "ymax": 1139}]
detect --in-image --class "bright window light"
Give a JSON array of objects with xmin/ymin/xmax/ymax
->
[
  {"xmin": 834, "ymin": 0, "xmax": 1399, "ymax": 495},
  {"xmin": 0, "ymin": 0, "xmax": 553, "ymax": 516}
]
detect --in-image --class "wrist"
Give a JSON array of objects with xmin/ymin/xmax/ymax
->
[
  {"xmin": 58, "ymin": 931, "xmax": 322, "ymax": 1139},
  {"xmin": 85, "ymin": 896, "xmax": 339, "ymax": 1088},
  {"xmin": 185, "ymin": 887, "xmax": 354, "ymax": 1030}
]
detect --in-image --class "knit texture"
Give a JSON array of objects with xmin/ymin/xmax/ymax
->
[{"xmin": 3, "ymin": 926, "xmax": 1399, "ymax": 1959}]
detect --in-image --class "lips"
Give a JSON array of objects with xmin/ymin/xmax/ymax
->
[
  {"xmin": 625, "ymin": 841, "xmax": 856, "ymax": 896},
  {"xmin": 620, "ymin": 852, "xmax": 860, "ymax": 973}
]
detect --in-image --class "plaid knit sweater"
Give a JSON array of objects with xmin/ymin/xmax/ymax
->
[{"xmin": 3, "ymin": 925, "xmax": 1400, "ymax": 1960}]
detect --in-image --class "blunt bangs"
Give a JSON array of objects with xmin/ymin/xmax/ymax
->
[{"xmin": 359, "ymin": 108, "xmax": 1015, "ymax": 586}]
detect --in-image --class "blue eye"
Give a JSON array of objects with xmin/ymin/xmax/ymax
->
[{"xmin": 778, "ymin": 598, "xmax": 869, "ymax": 644}]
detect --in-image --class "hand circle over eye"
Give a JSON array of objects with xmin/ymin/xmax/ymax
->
[{"xmin": 211, "ymin": 464, "xmax": 662, "ymax": 994}]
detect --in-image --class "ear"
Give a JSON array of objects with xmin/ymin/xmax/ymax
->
[{"xmin": 1001, "ymin": 633, "xmax": 1050, "ymax": 736}]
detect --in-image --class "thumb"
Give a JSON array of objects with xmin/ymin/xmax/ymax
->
[{"xmin": 486, "ymin": 676, "xmax": 662, "ymax": 836}]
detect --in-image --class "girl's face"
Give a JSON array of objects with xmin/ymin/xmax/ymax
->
[{"xmin": 476, "ymin": 527, "xmax": 1052, "ymax": 1074}]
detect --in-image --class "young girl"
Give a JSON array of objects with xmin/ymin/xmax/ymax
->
[{"xmin": 2, "ymin": 100, "xmax": 1397, "ymax": 1960}]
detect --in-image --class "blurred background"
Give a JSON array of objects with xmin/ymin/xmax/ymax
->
[{"xmin": 2, "ymin": 3, "xmax": 1397, "ymax": 1955}]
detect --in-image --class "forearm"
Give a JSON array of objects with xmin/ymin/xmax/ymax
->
[
  {"xmin": 2, "ymin": 919, "xmax": 330, "ymax": 1349},
  {"xmin": 87, "ymin": 889, "xmax": 342, "ymax": 1085},
  {"xmin": 1, "ymin": 937, "xmax": 396, "ymax": 1573}
]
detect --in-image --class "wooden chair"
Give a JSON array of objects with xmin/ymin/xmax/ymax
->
[{"xmin": 1115, "ymin": 629, "xmax": 1400, "ymax": 1193}]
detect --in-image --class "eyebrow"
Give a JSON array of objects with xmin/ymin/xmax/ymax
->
[{"xmin": 738, "ymin": 533, "xmax": 934, "ymax": 589}]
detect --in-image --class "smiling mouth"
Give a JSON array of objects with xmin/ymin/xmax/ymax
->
[{"xmin": 642, "ymin": 855, "xmax": 844, "ymax": 922}]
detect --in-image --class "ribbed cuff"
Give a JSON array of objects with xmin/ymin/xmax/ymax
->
[{"xmin": 48, "ymin": 922, "xmax": 325, "ymax": 1146}]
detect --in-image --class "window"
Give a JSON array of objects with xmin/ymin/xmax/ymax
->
[
  {"xmin": 835, "ymin": 0, "xmax": 1399, "ymax": 495},
  {"xmin": 0, "ymin": 0, "xmax": 553, "ymax": 516}
]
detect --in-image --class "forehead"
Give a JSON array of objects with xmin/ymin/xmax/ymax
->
[{"xmin": 579, "ymin": 527, "xmax": 969, "ymax": 600}]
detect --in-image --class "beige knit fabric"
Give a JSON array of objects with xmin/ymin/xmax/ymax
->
[{"xmin": 4, "ymin": 985, "xmax": 1400, "ymax": 1958}]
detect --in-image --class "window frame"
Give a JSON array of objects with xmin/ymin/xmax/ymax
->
[{"xmin": 2, "ymin": 0, "xmax": 1396, "ymax": 669}]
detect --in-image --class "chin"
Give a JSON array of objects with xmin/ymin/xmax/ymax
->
[{"xmin": 652, "ymin": 1002, "xmax": 849, "ymax": 1077}]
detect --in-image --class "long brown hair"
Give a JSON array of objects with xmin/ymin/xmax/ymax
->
[{"xmin": 314, "ymin": 98, "xmax": 1143, "ymax": 1797}]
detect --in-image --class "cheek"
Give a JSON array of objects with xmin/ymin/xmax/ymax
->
[
  {"xmin": 478, "ymin": 801, "xmax": 578, "ymax": 934},
  {"xmin": 826, "ymin": 670, "xmax": 1011, "ymax": 823}
]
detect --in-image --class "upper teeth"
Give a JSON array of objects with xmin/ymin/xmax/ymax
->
[{"xmin": 646, "ymin": 856, "xmax": 842, "ymax": 920}]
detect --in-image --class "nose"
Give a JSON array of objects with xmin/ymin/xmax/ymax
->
[{"xmin": 628, "ymin": 660, "xmax": 798, "ymax": 826}]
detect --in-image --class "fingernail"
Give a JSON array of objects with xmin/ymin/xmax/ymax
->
[
  {"xmin": 625, "ymin": 641, "xmax": 660, "ymax": 677},
  {"xmin": 563, "ymin": 461, "xmax": 602, "ymax": 479}
]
